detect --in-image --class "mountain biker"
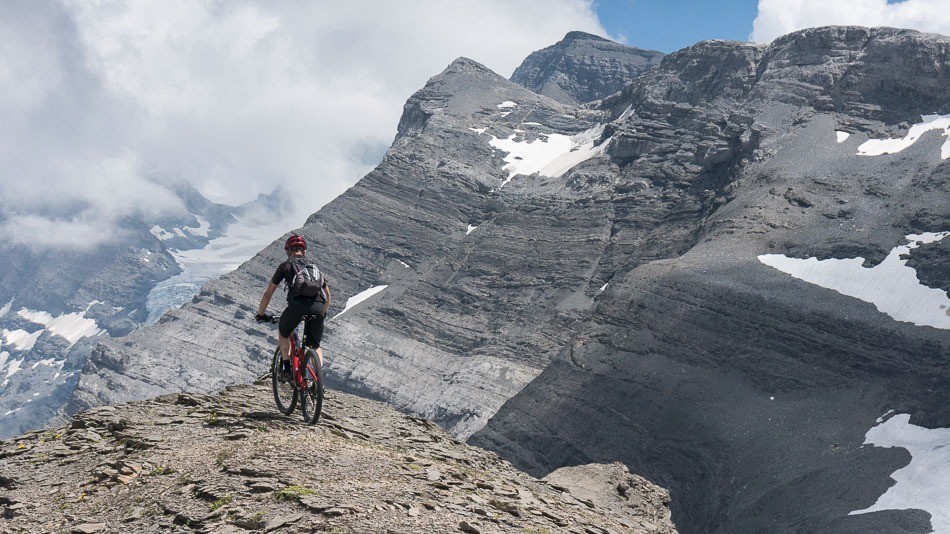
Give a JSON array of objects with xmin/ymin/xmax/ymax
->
[{"xmin": 256, "ymin": 234, "xmax": 331, "ymax": 382}]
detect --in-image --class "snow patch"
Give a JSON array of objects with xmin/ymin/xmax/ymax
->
[
  {"xmin": 397, "ymin": 260, "xmax": 410, "ymax": 269},
  {"xmin": 618, "ymin": 105, "xmax": 635, "ymax": 122},
  {"xmin": 184, "ymin": 215, "xmax": 211, "ymax": 237},
  {"xmin": 858, "ymin": 114, "xmax": 950, "ymax": 159},
  {"xmin": 0, "ymin": 299, "xmax": 12, "ymax": 317},
  {"xmin": 150, "ymin": 225, "xmax": 177, "ymax": 240},
  {"xmin": 31, "ymin": 358, "xmax": 62, "ymax": 369},
  {"xmin": 1, "ymin": 328, "xmax": 43, "ymax": 351},
  {"xmin": 849, "ymin": 413, "xmax": 950, "ymax": 533},
  {"xmin": 150, "ymin": 216, "xmax": 211, "ymax": 240},
  {"xmin": 758, "ymin": 232, "xmax": 950, "ymax": 329},
  {"xmin": 4, "ymin": 355, "xmax": 23, "ymax": 379},
  {"xmin": 836, "ymin": 131, "xmax": 850, "ymax": 143},
  {"xmin": 466, "ymin": 224, "xmax": 477, "ymax": 235},
  {"xmin": 497, "ymin": 101, "xmax": 517, "ymax": 108},
  {"xmin": 599, "ymin": 283, "xmax": 608, "ymax": 292},
  {"xmin": 469, "ymin": 127, "xmax": 488, "ymax": 135},
  {"xmin": 488, "ymin": 124, "xmax": 608, "ymax": 187},
  {"xmin": 17, "ymin": 308, "xmax": 104, "ymax": 346},
  {"xmin": 334, "ymin": 285, "xmax": 388, "ymax": 320}
]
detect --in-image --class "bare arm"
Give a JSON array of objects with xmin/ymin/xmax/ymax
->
[
  {"xmin": 323, "ymin": 283, "xmax": 331, "ymax": 315},
  {"xmin": 258, "ymin": 282, "xmax": 278, "ymax": 316}
]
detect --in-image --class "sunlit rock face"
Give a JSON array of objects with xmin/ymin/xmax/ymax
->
[{"xmin": 64, "ymin": 27, "xmax": 950, "ymax": 534}]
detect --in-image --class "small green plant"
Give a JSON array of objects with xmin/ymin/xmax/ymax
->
[
  {"xmin": 207, "ymin": 411, "xmax": 219, "ymax": 425},
  {"xmin": 145, "ymin": 466, "xmax": 169, "ymax": 476},
  {"xmin": 249, "ymin": 511, "xmax": 265, "ymax": 522},
  {"xmin": 406, "ymin": 463, "xmax": 423, "ymax": 471},
  {"xmin": 40, "ymin": 431, "xmax": 63, "ymax": 442},
  {"xmin": 209, "ymin": 495, "xmax": 233, "ymax": 511},
  {"xmin": 275, "ymin": 485, "xmax": 316, "ymax": 501},
  {"xmin": 215, "ymin": 450, "xmax": 231, "ymax": 465}
]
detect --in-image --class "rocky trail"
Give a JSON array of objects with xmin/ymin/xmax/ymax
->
[{"xmin": 0, "ymin": 378, "xmax": 674, "ymax": 533}]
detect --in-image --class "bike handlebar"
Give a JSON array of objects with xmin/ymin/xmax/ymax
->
[{"xmin": 256, "ymin": 313, "xmax": 278, "ymax": 324}]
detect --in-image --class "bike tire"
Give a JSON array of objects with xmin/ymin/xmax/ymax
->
[
  {"xmin": 300, "ymin": 349, "xmax": 324, "ymax": 425},
  {"xmin": 271, "ymin": 347, "xmax": 297, "ymax": 415}
]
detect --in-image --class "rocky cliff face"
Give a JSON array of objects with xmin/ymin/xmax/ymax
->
[
  {"xmin": 0, "ymin": 380, "xmax": 675, "ymax": 533},
  {"xmin": 472, "ymin": 27, "xmax": 950, "ymax": 533},
  {"xmin": 60, "ymin": 27, "xmax": 950, "ymax": 533},
  {"xmin": 510, "ymin": 31, "xmax": 664, "ymax": 105}
]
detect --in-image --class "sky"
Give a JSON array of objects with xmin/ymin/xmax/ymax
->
[{"xmin": 2, "ymin": 0, "xmax": 950, "ymax": 249}]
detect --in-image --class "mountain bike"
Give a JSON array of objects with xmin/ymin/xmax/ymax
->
[{"xmin": 258, "ymin": 314, "xmax": 324, "ymax": 424}]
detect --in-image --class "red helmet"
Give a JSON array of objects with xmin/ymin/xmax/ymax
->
[{"xmin": 284, "ymin": 234, "xmax": 307, "ymax": 251}]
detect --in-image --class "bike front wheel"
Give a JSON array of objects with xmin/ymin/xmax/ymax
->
[
  {"xmin": 301, "ymin": 349, "xmax": 324, "ymax": 425},
  {"xmin": 271, "ymin": 347, "xmax": 297, "ymax": 415}
]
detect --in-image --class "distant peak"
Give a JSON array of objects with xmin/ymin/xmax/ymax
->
[
  {"xmin": 561, "ymin": 31, "xmax": 611, "ymax": 43},
  {"xmin": 442, "ymin": 57, "xmax": 495, "ymax": 77},
  {"xmin": 447, "ymin": 57, "xmax": 490, "ymax": 70}
]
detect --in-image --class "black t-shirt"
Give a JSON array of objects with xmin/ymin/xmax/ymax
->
[{"xmin": 271, "ymin": 259, "xmax": 329, "ymax": 302}]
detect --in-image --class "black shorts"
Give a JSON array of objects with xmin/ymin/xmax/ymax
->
[{"xmin": 278, "ymin": 298, "xmax": 326, "ymax": 348}]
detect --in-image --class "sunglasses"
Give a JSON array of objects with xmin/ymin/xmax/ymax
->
[{"xmin": 289, "ymin": 246, "xmax": 305, "ymax": 252}]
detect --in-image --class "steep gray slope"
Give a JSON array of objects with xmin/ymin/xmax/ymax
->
[
  {"xmin": 62, "ymin": 27, "xmax": 950, "ymax": 533},
  {"xmin": 511, "ymin": 31, "xmax": 664, "ymax": 105}
]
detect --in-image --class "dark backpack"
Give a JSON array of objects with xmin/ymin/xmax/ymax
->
[{"xmin": 288, "ymin": 257, "xmax": 325, "ymax": 300}]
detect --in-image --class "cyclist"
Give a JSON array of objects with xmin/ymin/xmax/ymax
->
[{"xmin": 256, "ymin": 234, "xmax": 331, "ymax": 381}]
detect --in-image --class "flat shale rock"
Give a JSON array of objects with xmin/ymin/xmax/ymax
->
[{"xmin": 0, "ymin": 380, "xmax": 675, "ymax": 533}]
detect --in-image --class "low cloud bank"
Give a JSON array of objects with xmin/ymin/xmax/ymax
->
[{"xmin": 0, "ymin": 0, "xmax": 607, "ymax": 249}]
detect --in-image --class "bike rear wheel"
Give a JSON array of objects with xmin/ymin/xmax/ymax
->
[
  {"xmin": 271, "ymin": 347, "xmax": 297, "ymax": 415},
  {"xmin": 300, "ymin": 349, "xmax": 324, "ymax": 425}
]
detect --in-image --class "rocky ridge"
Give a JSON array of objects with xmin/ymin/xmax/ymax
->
[{"xmin": 0, "ymin": 380, "xmax": 674, "ymax": 533}]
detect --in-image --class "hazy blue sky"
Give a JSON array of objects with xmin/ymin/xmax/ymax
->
[{"xmin": 594, "ymin": 0, "xmax": 760, "ymax": 53}]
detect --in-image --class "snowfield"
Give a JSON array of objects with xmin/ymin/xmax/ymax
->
[
  {"xmin": 759, "ymin": 232, "xmax": 950, "ymax": 329},
  {"xmin": 850, "ymin": 412, "xmax": 950, "ymax": 533},
  {"xmin": 857, "ymin": 113, "xmax": 950, "ymax": 159}
]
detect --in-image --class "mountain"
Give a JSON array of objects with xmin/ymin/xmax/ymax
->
[
  {"xmin": 57, "ymin": 27, "xmax": 950, "ymax": 533},
  {"xmin": 0, "ymin": 183, "xmax": 288, "ymax": 439},
  {"xmin": 511, "ymin": 31, "xmax": 664, "ymax": 105},
  {"xmin": 0, "ymin": 380, "xmax": 676, "ymax": 532}
]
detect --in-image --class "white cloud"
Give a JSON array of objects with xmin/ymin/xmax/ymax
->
[
  {"xmin": 751, "ymin": 0, "xmax": 950, "ymax": 43},
  {"xmin": 0, "ymin": 0, "xmax": 607, "ymax": 249}
]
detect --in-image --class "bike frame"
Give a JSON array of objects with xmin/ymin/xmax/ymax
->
[
  {"xmin": 287, "ymin": 329, "xmax": 306, "ymax": 387},
  {"xmin": 288, "ymin": 316, "xmax": 319, "ymax": 388}
]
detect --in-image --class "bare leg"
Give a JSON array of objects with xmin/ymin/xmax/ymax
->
[
  {"xmin": 316, "ymin": 347, "xmax": 324, "ymax": 366},
  {"xmin": 278, "ymin": 334, "xmax": 291, "ymax": 361}
]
